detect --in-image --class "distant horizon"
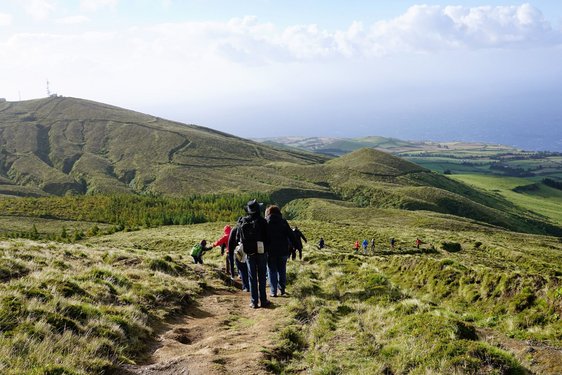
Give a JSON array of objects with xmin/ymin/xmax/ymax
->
[{"xmin": 4, "ymin": 93, "xmax": 560, "ymax": 153}]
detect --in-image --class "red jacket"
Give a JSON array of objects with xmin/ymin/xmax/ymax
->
[{"xmin": 213, "ymin": 225, "xmax": 232, "ymax": 251}]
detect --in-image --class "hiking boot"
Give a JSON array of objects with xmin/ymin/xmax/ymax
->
[
  {"xmin": 270, "ymin": 293, "xmax": 277, "ymax": 297},
  {"xmin": 261, "ymin": 300, "xmax": 271, "ymax": 308},
  {"xmin": 249, "ymin": 303, "xmax": 258, "ymax": 309},
  {"xmin": 242, "ymin": 288, "xmax": 249, "ymax": 292}
]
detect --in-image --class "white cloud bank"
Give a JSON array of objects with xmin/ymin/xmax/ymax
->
[
  {"xmin": 0, "ymin": 13, "xmax": 12, "ymax": 26},
  {"xmin": 1, "ymin": 3, "xmax": 561, "ymax": 133}
]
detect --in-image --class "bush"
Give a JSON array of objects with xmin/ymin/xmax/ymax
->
[{"xmin": 441, "ymin": 242, "xmax": 462, "ymax": 252}]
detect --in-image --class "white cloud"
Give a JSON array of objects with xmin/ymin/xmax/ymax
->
[
  {"xmin": 23, "ymin": 0, "xmax": 56, "ymax": 20},
  {"xmin": 80, "ymin": 0, "xmax": 118, "ymax": 12},
  {"xmin": 56, "ymin": 15, "xmax": 90, "ymax": 25},
  {"xmin": 0, "ymin": 13, "xmax": 13, "ymax": 26}
]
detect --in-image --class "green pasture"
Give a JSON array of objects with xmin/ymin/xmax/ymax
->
[{"xmin": 451, "ymin": 174, "xmax": 562, "ymax": 225}]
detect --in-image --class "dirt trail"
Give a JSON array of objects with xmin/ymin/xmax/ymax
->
[
  {"xmin": 122, "ymin": 285, "xmax": 287, "ymax": 375},
  {"xmin": 478, "ymin": 328, "xmax": 562, "ymax": 375}
]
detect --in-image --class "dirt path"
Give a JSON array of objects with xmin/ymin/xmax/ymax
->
[
  {"xmin": 478, "ymin": 328, "xmax": 562, "ymax": 375},
  {"xmin": 121, "ymin": 284, "xmax": 288, "ymax": 375}
]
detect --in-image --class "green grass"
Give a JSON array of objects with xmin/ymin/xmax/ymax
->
[
  {"xmin": 451, "ymin": 174, "xmax": 562, "ymax": 225},
  {"xmin": 0, "ymin": 222, "xmax": 234, "ymax": 374}
]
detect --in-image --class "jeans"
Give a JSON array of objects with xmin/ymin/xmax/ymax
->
[
  {"xmin": 236, "ymin": 258, "xmax": 249, "ymax": 290},
  {"xmin": 246, "ymin": 253, "xmax": 267, "ymax": 306},
  {"xmin": 226, "ymin": 250, "xmax": 236, "ymax": 278},
  {"xmin": 267, "ymin": 254, "xmax": 288, "ymax": 295}
]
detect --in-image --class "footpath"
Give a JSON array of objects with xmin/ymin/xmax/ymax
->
[{"xmin": 121, "ymin": 278, "xmax": 288, "ymax": 375}]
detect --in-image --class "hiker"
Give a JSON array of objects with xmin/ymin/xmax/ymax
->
[
  {"xmin": 415, "ymin": 238, "xmax": 423, "ymax": 249},
  {"xmin": 228, "ymin": 226, "xmax": 249, "ymax": 291},
  {"xmin": 362, "ymin": 239, "xmax": 369, "ymax": 255},
  {"xmin": 390, "ymin": 237, "xmax": 396, "ymax": 250},
  {"xmin": 266, "ymin": 205, "xmax": 296, "ymax": 297},
  {"xmin": 191, "ymin": 239, "xmax": 212, "ymax": 264},
  {"xmin": 370, "ymin": 238, "xmax": 376, "ymax": 254},
  {"xmin": 317, "ymin": 237, "xmax": 325, "ymax": 249},
  {"xmin": 213, "ymin": 225, "xmax": 235, "ymax": 280},
  {"xmin": 235, "ymin": 199, "xmax": 269, "ymax": 309},
  {"xmin": 291, "ymin": 226, "xmax": 307, "ymax": 260},
  {"xmin": 353, "ymin": 240, "xmax": 360, "ymax": 253}
]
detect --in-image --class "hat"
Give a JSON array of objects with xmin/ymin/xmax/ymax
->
[{"xmin": 245, "ymin": 199, "xmax": 261, "ymax": 214}]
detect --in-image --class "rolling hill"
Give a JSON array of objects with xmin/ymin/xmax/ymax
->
[{"xmin": 0, "ymin": 97, "xmax": 328, "ymax": 197}]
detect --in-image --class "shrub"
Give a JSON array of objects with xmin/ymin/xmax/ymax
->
[{"xmin": 441, "ymin": 242, "xmax": 462, "ymax": 252}]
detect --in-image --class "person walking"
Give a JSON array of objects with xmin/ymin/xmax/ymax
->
[
  {"xmin": 235, "ymin": 199, "xmax": 269, "ymax": 308},
  {"xmin": 291, "ymin": 226, "xmax": 307, "ymax": 260},
  {"xmin": 191, "ymin": 239, "xmax": 212, "ymax": 264},
  {"xmin": 362, "ymin": 239, "xmax": 369, "ymax": 255},
  {"xmin": 370, "ymin": 238, "xmax": 376, "ymax": 254},
  {"xmin": 317, "ymin": 237, "xmax": 325, "ymax": 249},
  {"xmin": 228, "ymin": 226, "xmax": 249, "ymax": 291},
  {"xmin": 390, "ymin": 237, "xmax": 396, "ymax": 250},
  {"xmin": 266, "ymin": 205, "xmax": 296, "ymax": 297},
  {"xmin": 353, "ymin": 240, "xmax": 360, "ymax": 253},
  {"xmin": 213, "ymin": 225, "xmax": 235, "ymax": 279}
]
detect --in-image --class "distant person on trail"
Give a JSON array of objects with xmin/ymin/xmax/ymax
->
[
  {"xmin": 317, "ymin": 237, "xmax": 325, "ymax": 250},
  {"xmin": 390, "ymin": 237, "xmax": 396, "ymax": 250},
  {"xmin": 228, "ymin": 226, "xmax": 249, "ymax": 292},
  {"xmin": 353, "ymin": 240, "xmax": 360, "ymax": 253},
  {"xmin": 415, "ymin": 238, "xmax": 423, "ymax": 249},
  {"xmin": 213, "ymin": 225, "xmax": 235, "ymax": 279},
  {"xmin": 362, "ymin": 239, "xmax": 369, "ymax": 255},
  {"xmin": 291, "ymin": 226, "xmax": 307, "ymax": 261},
  {"xmin": 370, "ymin": 238, "xmax": 376, "ymax": 254},
  {"xmin": 265, "ymin": 205, "xmax": 296, "ymax": 297},
  {"xmin": 191, "ymin": 239, "xmax": 212, "ymax": 264},
  {"xmin": 235, "ymin": 199, "xmax": 269, "ymax": 309}
]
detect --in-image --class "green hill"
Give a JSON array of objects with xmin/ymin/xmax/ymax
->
[{"xmin": 0, "ymin": 97, "xmax": 328, "ymax": 197}]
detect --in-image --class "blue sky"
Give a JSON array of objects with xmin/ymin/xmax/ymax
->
[{"xmin": 1, "ymin": 1, "xmax": 562, "ymax": 150}]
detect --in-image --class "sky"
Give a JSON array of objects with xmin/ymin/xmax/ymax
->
[{"xmin": 1, "ymin": 1, "xmax": 562, "ymax": 150}]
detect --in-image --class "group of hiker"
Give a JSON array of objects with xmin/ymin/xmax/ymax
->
[
  {"xmin": 352, "ymin": 237, "xmax": 430, "ymax": 254},
  {"xmin": 191, "ymin": 199, "xmax": 307, "ymax": 309}
]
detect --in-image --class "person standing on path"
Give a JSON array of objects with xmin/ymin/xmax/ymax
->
[
  {"xmin": 228, "ymin": 226, "xmax": 249, "ymax": 291},
  {"xmin": 235, "ymin": 199, "xmax": 269, "ymax": 308},
  {"xmin": 291, "ymin": 226, "xmax": 307, "ymax": 260},
  {"xmin": 362, "ymin": 239, "xmax": 369, "ymax": 255},
  {"xmin": 354, "ymin": 240, "xmax": 360, "ymax": 253},
  {"xmin": 213, "ymin": 225, "xmax": 235, "ymax": 279},
  {"xmin": 370, "ymin": 238, "xmax": 376, "ymax": 254},
  {"xmin": 265, "ymin": 205, "xmax": 296, "ymax": 297}
]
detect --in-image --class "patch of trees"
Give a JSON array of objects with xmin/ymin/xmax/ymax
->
[
  {"xmin": 489, "ymin": 163, "xmax": 535, "ymax": 177},
  {"xmin": 0, "ymin": 193, "xmax": 272, "ymax": 230},
  {"xmin": 543, "ymin": 178, "xmax": 562, "ymax": 191}
]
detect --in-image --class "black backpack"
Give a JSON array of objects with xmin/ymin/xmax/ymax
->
[{"xmin": 238, "ymin": 216, "xmax": 259, "ymax": 255}]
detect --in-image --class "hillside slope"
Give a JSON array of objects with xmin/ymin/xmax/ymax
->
[{"xmin": 0, "ymin": 97, "xmax": 327, "ymax": 197}]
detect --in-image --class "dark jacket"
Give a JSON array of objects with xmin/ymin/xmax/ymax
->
[
  {"xmin": 235, "ymin": 213, "xmax": 268, "ymax": 254},
  {"xmin": 266, "ymin": 212, "xmax": 296, "ymax": 257}
]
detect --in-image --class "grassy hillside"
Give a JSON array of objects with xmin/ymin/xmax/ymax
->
[
  {"xmin": 271, "ymin": 199, "xmax": 562, "ymax": 373},
  {"xmin": 2, "ymin": 202, "xmax": 561, "ymax": 374},
  {"xmin": 272, "ymin": 149, "xmax": 562, "ymax": 236},
  {"xmin": 0, "ymin": 97, "xmax": 328, "ymax": 197}
]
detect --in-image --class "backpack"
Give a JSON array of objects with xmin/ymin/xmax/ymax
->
[
  {"xmin": 238, "ymin": 216, "xmax": 259, "ymax": 255},
  {"xmin": 191, "ymin": 243, "xmax": 203, "ymax": 257}
]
